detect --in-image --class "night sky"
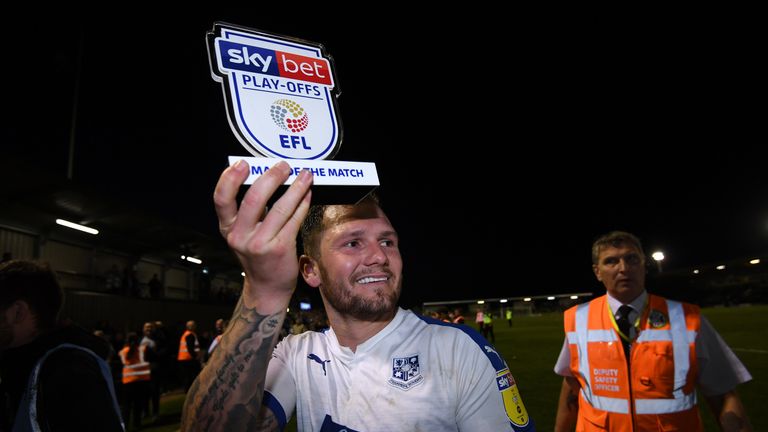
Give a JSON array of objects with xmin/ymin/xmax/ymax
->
[{"xmin": 3, "ymin": 10, "xmax": 765, "ymax": 308}]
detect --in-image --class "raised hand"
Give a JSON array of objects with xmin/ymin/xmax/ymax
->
[
  {"xmin": 182, "ymin": 160, "xmax": 312, "ymax": 431},
  {"xmin": 213, "ymin": 159, "xmax": 313, "ymax": 313}
]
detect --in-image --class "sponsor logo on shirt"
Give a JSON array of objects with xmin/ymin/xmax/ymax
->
[
  {"xmin": 308, "ymin": 353, "xmax": 331, "ymax": 376},
  {"xmin": 497, "ymin": 368, "xmax": 530, "ymax": 427},
  {"xmin": 387, "ymin": 354, "xmax": 424, "ymax": 391}
]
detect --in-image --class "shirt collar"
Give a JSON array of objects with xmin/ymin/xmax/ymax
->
[
  {"xmin": 606, "ymin": 290, "xmax": 647, "ymax": 318},
  {"xmin": 327, "ymin": 307, "xmax": 406, "ymax": 360}
]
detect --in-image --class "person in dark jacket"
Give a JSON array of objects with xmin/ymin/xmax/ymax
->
[{"xmin": 0, "ymin": 260, "xmax": 124, "ymax": 431}]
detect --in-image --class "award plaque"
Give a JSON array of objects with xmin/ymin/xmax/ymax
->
[{"xmin": 206, "ymin": 22, "xmax": 379, "ymax": 193}]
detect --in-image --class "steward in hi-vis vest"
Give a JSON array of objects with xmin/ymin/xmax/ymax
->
[
  {"xmin": 119, "ymin": 343, "xmax": 151, "ymax": 384},
  {"xmin": 119, "ymin": 332, "xmax": 152, "ymax": 429},
  {"xmin": 554, "ymin": 231, "xmax": 752, "ymax": 432},
  {"xmin": 563, "ymin": 294, "xmax": 701, "ymax": 430},
  {"xmin": 178, "ymin": 320, "xmax": 201, "ymax": 393},
  {"xmin": 177, "ymin": 329, "xmax": 200, "ymax": 361}
]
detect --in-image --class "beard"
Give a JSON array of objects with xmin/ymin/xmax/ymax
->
[{"xmin": 319, "ymin": 268, "xmax": 401, "ymax": 322}]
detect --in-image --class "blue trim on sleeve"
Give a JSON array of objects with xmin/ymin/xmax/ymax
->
[
  {"xmin": 416, "ymin": 314, "xmax": 535, "ymax": 431},
  {"xmin": 415, "ymin": 314, "xmax": 507, "ymax": 372},
  {"xmin": 320, "ymin": 414, "xmax": 361, "ymax": 431},
  {"xmin": 262, "ymin": 390, "xmax": 287, "ymax": 429},
  {"xmin": 515, "ymin": 418, "xmax": 537, "ymax": 431}
]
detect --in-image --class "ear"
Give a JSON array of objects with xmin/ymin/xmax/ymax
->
[
  {"xmin": 593, "ymin": 264, "xmax": 602, "ymax": 282},
  {"xmin": 300, "ymin": 255, "xmax": 322, "ymax": 288},
  {"xmin": 6, "ymin": 300, "xmax": 30, "ymax": 325}
]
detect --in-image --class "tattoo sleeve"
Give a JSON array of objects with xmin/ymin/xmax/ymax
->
[{"xmin": 181, "ymin": 295, "xmax": 286, "ymax": 432}]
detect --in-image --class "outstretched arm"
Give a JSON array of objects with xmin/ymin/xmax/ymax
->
[
  {"xmin": 705, "ymin": 390, "xmax": 752, "ymax": 432},
  {"xmin": 554, "ymin": 376, "xmax": 580, "ymax": 432},
  {"xmin": 181, "ymin": 161, "xmax": 312, "ymax": 431}
]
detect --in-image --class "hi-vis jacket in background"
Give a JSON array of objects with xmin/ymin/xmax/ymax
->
[
  {"xmin": 119, "ymin": 345, "xmax": 151, "ymax": 384},
  {"xmin": 563, "ymin": 294, "xmax": 702, "ymax": 431},
  {"xmin": 177, "ymin": 330, "xmax": 200, "ymax": 361}
]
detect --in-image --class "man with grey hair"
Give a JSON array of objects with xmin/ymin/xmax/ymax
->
[{"xmin": 554, "ymin": 231, "xmax": 752, "ymax": 431}]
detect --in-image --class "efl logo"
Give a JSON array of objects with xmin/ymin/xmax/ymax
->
[
  {"xmin": 271, "ymin": 99, "xmax": 308, "ymax": 133},
  {"xmin": 207, "ymin": 23, "xmax": 341, "ymax": 160}
]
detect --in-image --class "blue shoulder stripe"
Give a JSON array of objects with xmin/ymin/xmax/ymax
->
[
  {"xmin": 262, "ymin": 390, "xmax": 287, "ymax": 429},
  {"xmin": 415, "ymin": 314, "xmax": 507, "ymax": 372}
]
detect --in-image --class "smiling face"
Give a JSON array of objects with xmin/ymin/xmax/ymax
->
[
  {"xmin": 593, "ymin": 242, "xmax": 646, "ymax": 304},
  {"xmin": 301, "ymin": 201, "xmax": 402, "ymax": 322}
]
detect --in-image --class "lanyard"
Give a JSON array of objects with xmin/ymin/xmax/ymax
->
[{"xmin": 606, "ymin": 298, "xmax": 648, "ymax": 343}]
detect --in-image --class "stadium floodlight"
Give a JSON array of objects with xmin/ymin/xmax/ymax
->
[
  {"xmin": 185, "ymin": 256, "xmax": 202, "ymax": 265},
  {"xmin": 750, "ymin": 258, "xmax": 760, "ymax": 265},
  {"xmin": 523, "ymin": 297, "xmax": 531, "ymax": 302},
  {"xmin": 477, "ymin": 300, "xmax": 485, "ymax": 304},
  {"xmin": 716, "ymin": 265, "xmax": 726, "ymax": 270},
  {"xmin": 499, "ymin": 299, "xmax": 508, "ymax": 303},
  {"xmin": 547, "ymin": 296, "xmax": 555, "ymax": 300},
  {"xmin": 56, "ymin": 219, "xmax": 99, "ymax": 235},
  {"xmin": 652, "ymin": 251, "xmax": 664, "ymax": 272},
  {"xmin": 693, "ymin": 269, "xmax": 700, "ymax": 274},
  {"xmin": 570, "ymin": 295, "xmax": 578, "ymax": 299}
]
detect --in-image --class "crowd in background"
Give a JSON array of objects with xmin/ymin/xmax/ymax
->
[{"xmin": 87, "ymin": 308, "xmax": 330, "ymax": 430}]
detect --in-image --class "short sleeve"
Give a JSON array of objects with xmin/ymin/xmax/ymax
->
[
  {"xmin": 455, "ymin": 338, "xmax": 534, "ymax": 431},
  {"xmin": 696, "ymin": 316, "xmax": 752, "ymax": 396},
  {"xmin": 263, "ymin": 338, "xmax": 297, "ymax": 428},
  {"xmin": 553, "ymin": 338, "xmax": 573, "ymax": 377}
]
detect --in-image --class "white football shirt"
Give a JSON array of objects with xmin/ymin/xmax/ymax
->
[{"xmin": 264, "ymin": 308, "xmax": 534, "ymax": 431}]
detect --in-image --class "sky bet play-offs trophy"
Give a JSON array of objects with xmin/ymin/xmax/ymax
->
[{"xmin": 206, "ymin": 22, "xmax": 379, "ymax": 203}]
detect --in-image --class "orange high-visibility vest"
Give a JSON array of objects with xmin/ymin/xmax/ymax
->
[
  {"xmin": 178, "ymin": 330, "xmax": 200, "ymax": 361},
  {"xmin": 119, "ymin": 345, "xmax": 151, "ymax": 384},
  {"xmin": 564, "ymin": 294, "xmax": 702, "ymax": 431}
]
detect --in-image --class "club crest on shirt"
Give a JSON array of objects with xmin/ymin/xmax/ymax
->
[
  {"xmin": 387, "ymin": 354, "xmax": 424, "ymax": 391},
  {"xmin": 648, "ymin": 309, "xmax": 668, "ymax": 328}
]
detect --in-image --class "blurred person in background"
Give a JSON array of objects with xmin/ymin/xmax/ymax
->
[
  {"xmin": 451, "ymin": 308, "xmax": 465, "ymax": 324},
  {"xmin": 177, "ymin": 320, "xmax": 201, "ymax": 392},
  {"xmin": 206, "ymin": 318, "xmax": 228, "ymax": 360},
  {"xmin": 0, "ymin": 260, "xmax": 123, "ymax": 431},
  {"xmin": 119, "ymin": 332, "xmax": 152, "ymax": 431},
  {"xmin": 141, "ymin": 321, "xmax": 161, "ymax": 421}
]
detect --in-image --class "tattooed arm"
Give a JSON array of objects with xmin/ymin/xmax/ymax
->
[
  {"xmin": 554, "ymin": 376, "xmax": 580, "ymax": 432},
  {"xmin": 181, "ymin": 292, "xmax": 286, "ymax": 431},
  {"xmin": 181, "ymin": 160, "xmax": 312, "ymax": 431}
]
